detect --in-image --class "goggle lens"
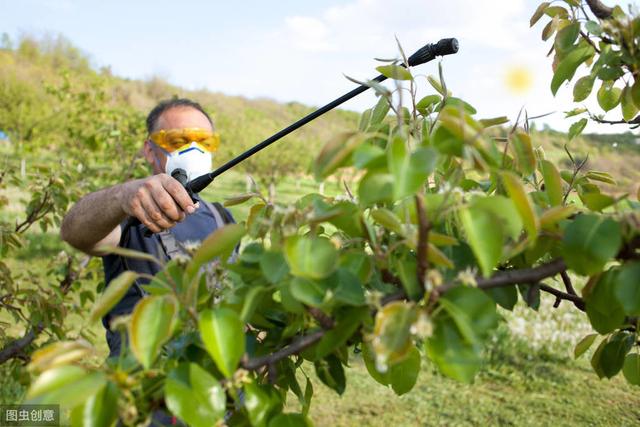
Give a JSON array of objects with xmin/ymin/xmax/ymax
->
[{"xmin": 149, "ymin": 128, "xmax": 220, "ymax": 153}]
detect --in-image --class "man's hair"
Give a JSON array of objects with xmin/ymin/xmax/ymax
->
[{"xmin": 145, "ymin": 98, "xmax": 214, "ymax": 134}]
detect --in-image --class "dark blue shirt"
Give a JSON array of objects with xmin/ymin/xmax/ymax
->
[{"xmin": 101, "ymin": 198, "xmax": 233, "ymax": 356}]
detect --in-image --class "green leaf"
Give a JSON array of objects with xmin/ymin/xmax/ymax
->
[
  {"xmin": 579, "ymin": 192, "xmax": 616, "ymax": 211},
  {"xmin": 376, "ymin": 64, "xmax": 413, "ymax": 81},
  {"xmin": 586, "ymin": 270, "xmax": 626, "ymax": 334},
  {"xmin": 568, "ymin": 118, "xmax": 588, "ymax": 140},
  {"xmin": 585, "ymin": 171, "xmax": 617, "ymax": 185},
  {"xmin": 260, "ymin": 250, "xmax": 290, "ymax": 285},
  {"xmin": 574, "ymin": 334, "xmax": 598, "ymax": 359},
  {"xmin": 545, "ymin": 6, "xmax": 568, "ymax": 17},
  {"xmin": 389, "ymin": 344, "xmax": 421, "ymax": 395},
  {"xmin": 551, "ymin": 45, "xmax": 594, "ymax": 95},
  {"xmin": 621, "ymin": 84, "xmax": 639, "ymax": 121},
  {"xmin": 388, "ymin": 137, "xmax": 438, "ymax": 200},
  {"xmin": 599, "ymin": 332, "xmax": 634, "ymax": 378},
  {"xmin": 425, "ymin": 316, "xmax": 481, "ymax": 383},
  {"xmin": 83, "ymin": 382, "xmax": 119, "ymax": 427},
  {"xmin": 165, "ymin": 363, "xmax": 225, "ymax": 427},
  {"xmin": 597, "ymin": 82, "xmax": 622, "ymax": 112},
  {"xmin": 623, "ymin": 354, "xmax": 640, "ymax": 386},
  {"xmin": 530, "ymin": 2, "xmax": 550, "ymax": 26},
  {"xmin": 313, "ymin": 131, "xmax": 363, "ymax": 179},
  {"xmin": 501, "ymin": 171, "xmax": 540, "ymax": 244},
  {"xmin": 590, "ymin": 337, "xmax": 607, "ymax": 378},
  {"xmin": 290, "ymin": 277, "xmax": 328, "ymax": 307},
  {"xmin": 268, "ymin": 413, "xmax": 313, "ymax": 427},
  {"xmin": 613, "ymin": 262, "xmax": 640, "ymax": 316},
  {"xmin": 440, "ymin": 286, "xmax": 500, "ymax": 344},
  {"xmin": 95, "ymin": 245, "xmax": 162, "ymax": 266},
  {"xmin": 479, "ymin": 116, "xmax": 509, "ymax": 128},
  {"xmin": 444, "ymin": 97, "xmax": 477, "ymax": 115},
  {"xmin": 432, "ymin": 125, "xmax": 464, "ymax": 157},
  {"xmin": 540, "ymin": 160, "xmax": 563, "ymax": 206},
  {"xmin": 89, "ymin": 271, "xmax": 138, "ymax": 323},
  {"xmin": 484, "ymin": 286, "xmax": 518, "ymax": 310},
  {"xmin": 27, "ymin": 366, "xmax": 106, "ymax": 408},
  {"xmin": 353, "ymin": 144, "xmax": 386, "ymax": 169},
  {"xmin": 371, "ymin": 208, "xmax": 404, "ymax": 235},
  {"xmin": 244, "ymin": 382, "xmax": 282, "ymax": 427},
  {"xmin": 631, "ymin": 77, "xmax": 640, "ymax": 109},
  {"xmin": 284, "ymin": 236, "xmax": 338, "ymax": 280},
  {"xmin": 315, "ymin": 354, "xmax": 346, "ymax": 395},
  {"xmin": 427, "ymin": 75, "xmax": 446, "ymax": 95},
  {"xmin": 554, "ymin": 22, "xmax": 580, "ymax": 52},
  {"xmin": 459, "ymin": 204, "xmax": 503, "ymax": 277},
  {"xmin": 562, "ymin": 215, "xmax": 622, "ymax": 275},
  {"xmin": 372, "ymin": 301, "xmax": 417, "ymax": 368},
  {"xmin": 358, "ymin": 172, "xmax": 394, "ymax": 205},
  {"xmin": 315, "ymin": 307, "xmax": 368, "ymax": 359},
  {"xmin": 187, "ymin": 223, "xmax": 245, "ymax": 280},
  {"xmin": 332, "ymin": 269, "xmax": 366, "ymax": 306},
  {"xmin": 394, "ymin": 253, "xmax": 421, "ymax": 301},
  {"xmin": 471, "ymin": 196, "xmax": 523, "ymax": 241},
  {"xmin": 585, "ymin": 20, "xmax": 602, "ymax": 35},
  {"xmin": 370, "ymin": 96, "xmax": 391, "ymax": 126},
  {"xmin": 199, "ymin": 308, "xmax": 245, "ymax": 377},
  {"xmin": 224, "ymin": 192, "xmax": 259, "ymax": 207},
  {"xmin": 510, "ymin": 131, "xmax": 536, "ymax": 175},
  {"xmin": 416, "ymin": 94, "xmax": 441, "ymax": 115},
  {"xmin": 129, "ymin": 295, "xmax": 177, "ymax": 369}
]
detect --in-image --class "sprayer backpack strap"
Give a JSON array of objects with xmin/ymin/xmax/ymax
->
[{"xmin": 157, "ymin": 201, "xmax": 233, "ymax": 262}]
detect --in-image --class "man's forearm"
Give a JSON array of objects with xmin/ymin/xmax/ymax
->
[{"xmin": 60, "ymin": 182, "xmax": 132, "ymax": 252}]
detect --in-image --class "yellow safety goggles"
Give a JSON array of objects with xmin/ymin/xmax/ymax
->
[{"xmin": 148, "ymin": 128, "xmax": 220, "ymax": 153}]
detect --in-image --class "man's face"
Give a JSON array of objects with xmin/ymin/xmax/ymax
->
[{"xmin": 143, "ymin": 106, "xmax": 214, "ymax": 174}]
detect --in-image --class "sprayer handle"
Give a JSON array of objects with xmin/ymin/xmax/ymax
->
[{"xmin": 407, "ymin": 38, "xmax": 459, "ymax": 67}]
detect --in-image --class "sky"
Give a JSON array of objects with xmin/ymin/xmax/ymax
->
[{"xmin": 1, "ymin": 0, "xmax": 636, "ymax": 133}]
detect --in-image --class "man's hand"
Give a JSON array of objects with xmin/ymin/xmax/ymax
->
[{"xmin": 121, "ymin": 174, "xmax": 198, "ymax": 233}]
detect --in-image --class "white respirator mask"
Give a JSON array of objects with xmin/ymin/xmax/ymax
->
[{"xmin": 153, "ymin": 142, "xmax": 212, "ymax": 181}]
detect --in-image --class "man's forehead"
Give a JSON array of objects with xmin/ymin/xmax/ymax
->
[{"xmin": 156, "ymin": 106, "xmax": 213, "ymax": 131}]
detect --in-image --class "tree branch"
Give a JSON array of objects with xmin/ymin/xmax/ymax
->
[
  {"xmin": 539, "ymin": 283, "xmax": 586, "ymax": 310},
  {"xmin": 242, "ymin": 330, "xmax": 325, "ymax": 371},
  {"xmin": 0, "ymin": 324, "xmax": 43, "ymax": 364},
  {"xmin": 585, "ymin": 0, "xmax": 613, "ymax": 20},
  {"xmin": 415, "ymin": 194, "xmax": 430, "ymax": 289},
  {"xmin": 307, "ymin": 307, "xmax": 335, "ymax": 330}
]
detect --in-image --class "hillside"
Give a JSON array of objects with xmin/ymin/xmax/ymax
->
[{"xmin": 1, "ymin": 34, "xmax": 639, "ymax": 197}]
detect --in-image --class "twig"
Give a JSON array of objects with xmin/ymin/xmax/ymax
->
[
  {"xmin": 307, "ymin": 307, "xmax": 335, "ymax": 330},
  {"xmin": 414, "ymin": 194, "xmax": 430, "ymax": 290},
  {"xmin": 562, "ymin": 153, "xmax": 589, "ymax": 204},
  {"xmin": 585, "ymin": 0, "xmax": 613, "ymax": 19},
  {"xmin": 437, "ymin": 259, "xmax": 567, "ymax": 294},
  {"xmin": 242, "ymin": 330, "xmax": 325, "ymax": 371},
  {"xmin": 560, "ymin": 271, "xmax": 577, "ymax": 296},
  {"xmin": 0, "ymin": 324, "xmax": 43, "ymax": 364},
  {"xmin": 580, "ymin": 31, "xmax": 601, "ymax": 53},
  {"xmin": 539, "ymin": 283, "xmax": 585, "ymax": 310}
]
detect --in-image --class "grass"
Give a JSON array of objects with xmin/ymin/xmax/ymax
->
[
  {"xmin": 294, "ymin": 333, "xmax": 640, "ymax": 426},
  {"xmin": 2, "ymin": 140, "xmax": 640, "ymax": 425}
]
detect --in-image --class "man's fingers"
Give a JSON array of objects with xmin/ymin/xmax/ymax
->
[
  {"xmin": 161, "ymin": 175, "xmax": 196, "ymax": 214},
  {"xmin": 147, "ymin": 179, "xmax": 185, "ymax": 222},
  {"xmin": 138, "ymin": 187, "xmax": 176, "ymax": 230},
  {"xmin": 130, "ymin": 199, "xmax": 162, "ymax": 234}
]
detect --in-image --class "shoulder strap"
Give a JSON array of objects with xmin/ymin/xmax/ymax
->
[
  {"xmin": 203, "ymin": 201, "xmax": 235, "ymax": 225},
  {"xmin": 157, "ymin": 230, "xmax": 182, "ymax": 261}
]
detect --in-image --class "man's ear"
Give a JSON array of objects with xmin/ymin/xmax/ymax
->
[
  {"xmin": 143, "ymin": 140, "xmax": 155, "ymax": 164},
  {"xmin": 143, "ymin": 140, "xmax": 165, "ymax": 174}
]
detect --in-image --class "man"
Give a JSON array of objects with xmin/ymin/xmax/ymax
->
[{"xmin": 61, "ymin": 98, "xmax": 234, "ymax": 357}]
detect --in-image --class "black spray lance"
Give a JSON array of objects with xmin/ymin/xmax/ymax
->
[{"xmin": 140, "ymin": 38, "xmax": 459, "ymax": 236}]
